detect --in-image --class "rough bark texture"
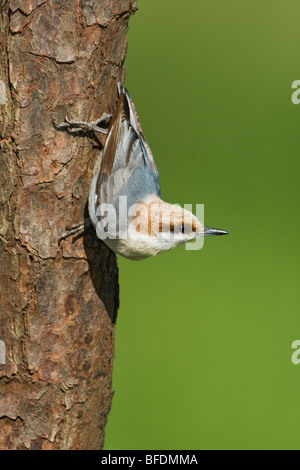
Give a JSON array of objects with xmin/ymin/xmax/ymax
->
[{"xmin": 0, "ymin": 0, "xmax": 137, "ymax": 450}]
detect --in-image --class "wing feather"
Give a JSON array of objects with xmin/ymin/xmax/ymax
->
[{"xmin": 95, "ymin": 86, "xmax": 160, "ymax": 209}]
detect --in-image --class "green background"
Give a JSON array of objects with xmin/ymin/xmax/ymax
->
[{"xmin": 104, "ymin": 0, "xmax": 300, "ymax": 450}]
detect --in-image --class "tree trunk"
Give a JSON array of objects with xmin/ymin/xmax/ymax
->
[{"xmin": 0, "ymin": 0, "xmax": 136, "ymax": 450}]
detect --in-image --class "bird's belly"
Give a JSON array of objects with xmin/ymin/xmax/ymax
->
[{"xmin": 102, "ymin": 237, "xmax": 163, "ymax": 261}]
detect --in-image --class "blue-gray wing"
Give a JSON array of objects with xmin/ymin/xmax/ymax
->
[{"xmin": 95, "ymin": 86, "xmax": 160, "ymax": 210}]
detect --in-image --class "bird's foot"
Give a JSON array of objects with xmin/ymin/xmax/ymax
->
[
  {"xmin": 59, "ymin": 218, "xmax": 92, "ymax": 245},
  {"xmin": 53, "ymin": 112, "xmax": 112, "ymax": 135}
]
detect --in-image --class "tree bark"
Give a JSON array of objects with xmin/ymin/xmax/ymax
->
[{"xmin": 0, "ymin": 0, "xmax": 136, "ymax": 450}]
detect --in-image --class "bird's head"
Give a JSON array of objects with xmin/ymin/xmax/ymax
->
[{"xmin": 126, "ymin": 196, "xmax": 228, "ymax": 257}]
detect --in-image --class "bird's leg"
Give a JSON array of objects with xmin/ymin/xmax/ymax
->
[
  {"xmin": 54, "ymin": 112, "xmax": 112, "ymax": 135},
  {"xmin": 59, "ymin": 217, "xmax": 92, "ymax": 244}
]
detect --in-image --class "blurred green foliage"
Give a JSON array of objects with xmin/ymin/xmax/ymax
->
[{"xmin": 104, "ymin": 0, "xmax": 300, "ymax": 450}]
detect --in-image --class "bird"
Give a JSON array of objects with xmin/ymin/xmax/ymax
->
[{"xmin": 56, "ymin": 83, "xmax": 228, "ymax": 260}]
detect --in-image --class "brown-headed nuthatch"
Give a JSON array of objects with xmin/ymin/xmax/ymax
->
[{"xmin": 56, "ymin": 84, "xmax": 228, "ymax": 260}]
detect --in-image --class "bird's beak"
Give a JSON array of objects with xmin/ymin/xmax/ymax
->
[{"xmin": 204, "ymin": 226, "xmax": 229, "ymax": 236}]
